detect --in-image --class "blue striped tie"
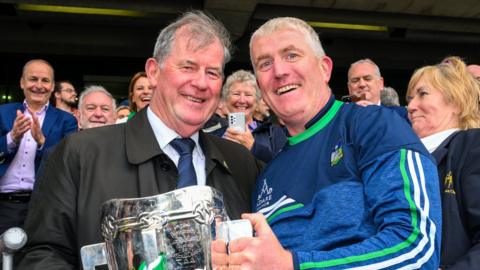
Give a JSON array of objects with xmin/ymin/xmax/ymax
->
[{"xmin": 170, "ymin": 138, "xmax": 197, "ymax": 188}]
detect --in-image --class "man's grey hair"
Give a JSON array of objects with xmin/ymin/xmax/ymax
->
[
  {"xmin": 79, "ymin": 85, "xmax": 116, "ymax": 111},
  {"xmin": 153, "ymin": 10, "xmax": 232, "ymax": 69},
  {"xmin": 381, "ymin": 86, "xmax": 400, "ymax": 106},
  {"xmin": 222, "ymin": 70, "xmax": 261, "ymax": 101},
  {"xmin": 249, "ymin": 17, "xmax": 325, "ymax": 69},
  {"xmin": 348, "ymin": 58, "xmax": 382, "ymax": 79}
]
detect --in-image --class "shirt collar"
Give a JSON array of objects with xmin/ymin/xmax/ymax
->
[
  {"xmin": 146, "ymin": 107, "xmax": 203, "ymax": 157},
  {"xmin": 23, "ymin": 100, "xmax": 49, "ymax": 114},
  {"xmin": 304, "ymin": 95, "xmax": 335, "ymax": 129},
  {"xmin": 421, "ymin": 128, "xmax": 460, "ymax": 153}
]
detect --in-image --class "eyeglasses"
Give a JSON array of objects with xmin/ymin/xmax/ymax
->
[{"xmin": 61, "ymin": 88, "xmax": 76, "ymax": 94}]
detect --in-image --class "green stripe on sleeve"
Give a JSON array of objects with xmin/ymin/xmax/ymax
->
[
  {"xmin": 267, "ymin": 203, "xmax": 304, "ymax": 223},
  {"xmin": 299, "ymin": 149, "xmax": 421, "ymax": 269}
]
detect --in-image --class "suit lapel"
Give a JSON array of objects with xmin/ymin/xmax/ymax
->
[
  {"xmin": 125, "ymin": 109, "xmax": 176, "ymax": 196},
  {"xmin": 432, "ymin": 131, "xmax": 459, "ymax": 165},
  {"xmin": 41, "ymin": 106, "xmax": 59, "ymax": 139},
  {"xmin": 199, "ymin": 132, "xmax": 231, "ymax": 178}
]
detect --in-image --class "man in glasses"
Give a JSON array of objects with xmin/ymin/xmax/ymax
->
[{"xmin": 52, "ymin": 80, "xmax": 78, "ymax": 115}]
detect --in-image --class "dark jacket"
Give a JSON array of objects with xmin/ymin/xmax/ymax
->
[
  {"xmin": 0, "ymin": 102, "xmax": 77, "ymax": 176},
  {"xmin": 250, "ymin": 119, "xmax": 287, "ymax": 163},
  {"xmin": 16, "ymin": 109, "xmax": 263, "ymax": 269},
  {"xmin": 432, "ymin": 129, "xmax": 480, "ymax": 270}
]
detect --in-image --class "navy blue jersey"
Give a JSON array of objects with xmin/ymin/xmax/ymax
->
[{"xmin": 253, "ymin": 97, "xmax": 441, "ymax": 269}]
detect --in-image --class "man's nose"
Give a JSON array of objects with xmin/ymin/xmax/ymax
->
[
  {"xmin": 358, "ymin": 78, "xmax": 367, "ymax": 87},
  {"xmin": 93, "ymin": 108, "xmax": 104, "ymax": 117},
  {"xmin": 192, "ymin": 71, "xmax": 208, "ymax": 90},
  {"xmin": 273, "ymin": 61, "xmax": 288, "ymax": 79}
]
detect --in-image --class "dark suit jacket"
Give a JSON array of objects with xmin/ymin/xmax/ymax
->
[
  {"xmin": 0, "ymin": 102, "xmax": 78, "ymax": 177},
  {"xmin": 432, "ymin": 129, "xmax": 480, "ymax": 270},
  {"xmin": 16, "ymin": 109, "xmax": 263, "ymax": 269}
]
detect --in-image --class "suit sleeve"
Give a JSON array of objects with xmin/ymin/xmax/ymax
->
[
  {"xmin": 446, "ymin": 139, "xmax": 480, "ymax": 269},
  {"xmin": 16, "ymin": 140, "xmax": 78, "ymax": 269},
  {"xmin": 0, "ymin": 110, "xmax": 17, "ymax": 160},
  {"xmin": 62, "ymin": 114, "xmax": 78, "ymax": 136}
]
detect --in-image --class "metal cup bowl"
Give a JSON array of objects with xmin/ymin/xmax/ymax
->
[{"xmin": 100, "ymin": 186, "xmax": 229, "ymax": 270}]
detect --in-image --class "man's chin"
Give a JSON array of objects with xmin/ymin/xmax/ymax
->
[{"xmin": 82, "ymin": 122, "xmax": 107, "ymax": 129}]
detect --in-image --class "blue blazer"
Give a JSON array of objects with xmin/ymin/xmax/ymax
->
[
  {"xmin": 432, "ymin": 129, "xmax": 480, "ymax": 269},
  {"xmin": 0, "ymin": 102, "xmax": 78, "ymax": 177}
]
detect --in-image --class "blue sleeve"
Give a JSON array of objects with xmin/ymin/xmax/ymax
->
[
  {"xmin": 63, "ymin": 114, "xmax": 78, "ymax": 136},
  {"xmin": 0, "ymin": 106, "xmax": 16, "ymax": 165},
  {"xmin": 294, "ymin": 150, "xmax": 442, "ymax": 269},
  {"xmin": 293, "ymin": 106, "xmax": 441, "ymax": 269},
  {"xmin": 251, "ymin": 124, "xmax": 287, "ymax": 163}
]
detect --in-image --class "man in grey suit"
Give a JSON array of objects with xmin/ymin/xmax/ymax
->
[{"xmin": 16, "ymin": 11, "xmax": 262, "ymax": 269}]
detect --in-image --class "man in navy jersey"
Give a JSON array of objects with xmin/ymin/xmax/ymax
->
[{"xmin": 212, "ymin": 17, "xmax": 441, "ymax": 270}]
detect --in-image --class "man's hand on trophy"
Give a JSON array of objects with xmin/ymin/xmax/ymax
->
[
  {"xmin": 212, "ymin": 239, "xmax": 230, "ymax": 269},
  {"xmin": 212, "ymin": 213, "xmax": 294, "ymax": 270}
]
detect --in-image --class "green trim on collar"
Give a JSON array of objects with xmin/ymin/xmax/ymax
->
[{"xmin": 288, "ymin": 100, "xmax": 343, "ymax": 145}]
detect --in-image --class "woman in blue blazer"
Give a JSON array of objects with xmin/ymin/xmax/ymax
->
[{"xmin": 406, "ymin": 56, "xmax": 480, "ymax": 270}]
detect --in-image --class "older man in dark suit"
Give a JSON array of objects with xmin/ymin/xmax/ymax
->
[
  {"xmin": 0, "ymin": 59, "xmax": 77, "ymax": 235},
  {"xmin": 16, "ymin": 11, "xmax": 263, "ymax": 269}
]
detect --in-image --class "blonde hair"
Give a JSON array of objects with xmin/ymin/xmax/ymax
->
[{"xmin": 407, "ymin": 56, "xmax": 480, "ymax": 129}]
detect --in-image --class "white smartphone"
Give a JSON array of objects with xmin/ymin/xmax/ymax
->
[
  {"xmin": 217, "ymin": 219, "xmax": 253, "ymax": 243},
  {"xmin": 228, "ymin": 112, "xmax": 246, "ymax": 132}
]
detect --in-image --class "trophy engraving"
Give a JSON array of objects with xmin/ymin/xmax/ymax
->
[{"xmin": 95, "ymin": 186, "xmax": 228, "ymax": 270}]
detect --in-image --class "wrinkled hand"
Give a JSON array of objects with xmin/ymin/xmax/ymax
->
[
  {"xmin": 28, "ymin": 108, "xmax": 45, "ymax": 146},
  {"xmin": 216, "ymin": 213, "xmax": 293, "ymax": 270},
  {"xmin": 11, "ymin": 110, "xmax": 31, "ymax": 144},
  {"xmin": 223, "ymin": 127, "xmax": 254, "ymax": 150}
]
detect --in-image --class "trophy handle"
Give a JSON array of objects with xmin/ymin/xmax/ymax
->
[{"xmin": 80, "ymin": 242, "xmax": 108, "ymax": 270}]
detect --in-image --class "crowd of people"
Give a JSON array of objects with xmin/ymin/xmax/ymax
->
[{"xmin": 0, "ymin": 10, "xmax": 479, "ymax": 270}]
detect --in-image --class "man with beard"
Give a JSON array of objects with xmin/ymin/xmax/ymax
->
[
  {"xmin": 77, "ymin": 85, "xmax": 117, "ymax": 130},
  {"xmin": 0, "ymin": 59, "xmax": 77, "ymax": 234},
  {"xmin": 53, "ymin": 80, "xmax": 78, "ymax": 114}
]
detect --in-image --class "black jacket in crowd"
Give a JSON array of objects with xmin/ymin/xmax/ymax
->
[{"xmin": 432, "ymin": 129, "xmax": 480, "ymax": 270}]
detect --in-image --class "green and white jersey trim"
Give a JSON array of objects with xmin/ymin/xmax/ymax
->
[
  {"xmin": 257, "ymin": 195, "xmax": 303, "ymax": 223},
  {"xmin": 299, "ymin": 149, "xmax": 437, "ymax": 269}
]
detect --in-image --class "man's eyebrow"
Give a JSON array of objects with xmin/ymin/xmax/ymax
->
[
  {"xmin": 254, "ymin": 54, "xmax": 271, "ymax": 65},
  {"xmin": 181, "ymin": 59, "xmax": 197, "ymax": 66},
  {"xmin": 281, "ymin": 45, "xmax": 300, "ymax": 53}
]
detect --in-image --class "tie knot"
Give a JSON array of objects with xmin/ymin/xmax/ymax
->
[{"xmin": 170, "ymin": 138, "xmax": 196, "ymax": 156}]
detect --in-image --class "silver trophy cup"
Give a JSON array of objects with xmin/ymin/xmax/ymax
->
[{"xmin": 82, "ymin": 186, "xmax": 229, "ymax": 270}]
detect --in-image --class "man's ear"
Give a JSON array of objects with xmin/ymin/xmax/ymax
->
[
  {"xmin": 320, "ymin": 56, "xmax": 333, "ymax": 84},
  {"xmin": 379, "ymin": 77, "xmax": 385, "ymax": 91},
  {"xmin": 145, "ymin": 58, "xmax": 160, "ymax": 87},
  {"xmin": 19, "ymin": 77, "xmax": 25, "ymax": 91}
]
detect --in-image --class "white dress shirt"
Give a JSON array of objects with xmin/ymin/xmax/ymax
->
[
  {"xmin": 146, "ymin": 107, "xmax": 206, "ymax": 186},
  {"xmin": 420, "ymin": 128, "xmax": 460, "ymax": 153}
]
